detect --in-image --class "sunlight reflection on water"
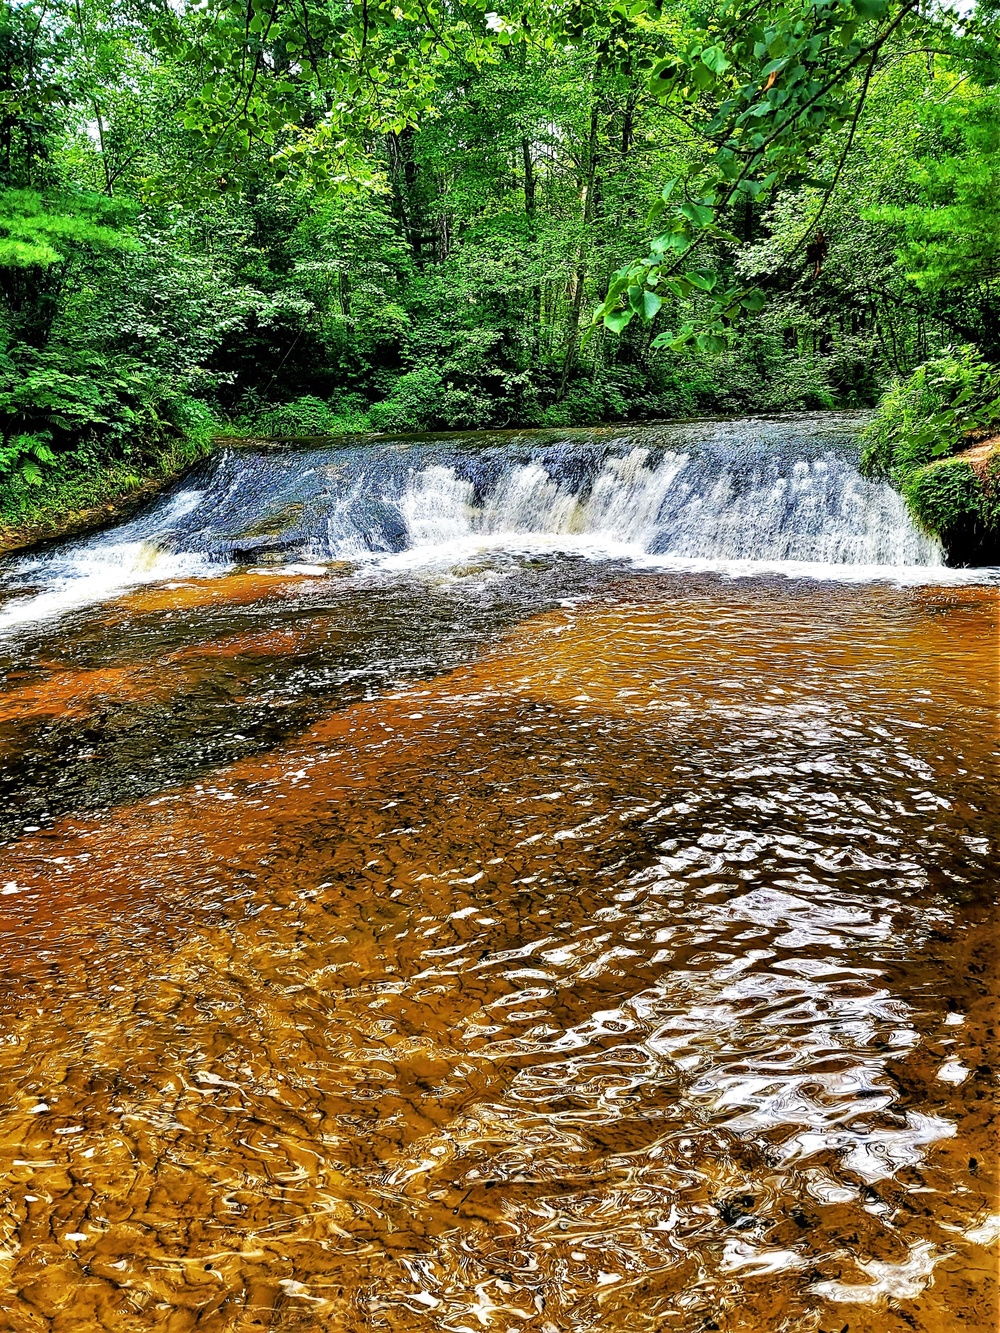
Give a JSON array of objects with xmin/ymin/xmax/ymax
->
[{"xmin": 0, "ymin": 568, "xmax": 995, "ymax": 1332}]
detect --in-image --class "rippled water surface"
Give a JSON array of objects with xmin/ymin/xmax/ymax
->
[{"xmin": 0, "ymin": 544, "xmax": 997, "ymax": 1331}]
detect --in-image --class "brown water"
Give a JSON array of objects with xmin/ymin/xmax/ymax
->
[{"xmin": 0, "ymin": 563, "xmax": 996, "ymax": 1332}]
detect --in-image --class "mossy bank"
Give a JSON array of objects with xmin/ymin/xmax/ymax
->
[
  {"xmin": 0, "ymin": 436, "xmax": 214, "ymax": 557},
  {"xmin": 860, "ymin": 347, "xmax": 1000, "ymax": 566}
]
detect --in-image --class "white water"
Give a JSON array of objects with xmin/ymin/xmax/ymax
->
[
  {"xmin": 387, "ymin": 448, "xmax": 939, "ymax": 567},
  {"xmin": 1, "ymin": 422, "xmax": 994, "ymax": 635},
  {"xmin": 0, "ymin": 491, "xmax": 216, "ymax": 632}
]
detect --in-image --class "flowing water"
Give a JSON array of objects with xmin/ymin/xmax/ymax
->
[{"xmin": 0, "ymin": 415, "xmax": 996, "ymax": 1333}]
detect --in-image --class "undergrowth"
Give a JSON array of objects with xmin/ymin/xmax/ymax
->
[{"xmin": 860, "ymin": 345, "xmax": 1000, "ymax": 559}]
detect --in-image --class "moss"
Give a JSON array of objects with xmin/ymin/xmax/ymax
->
[
  {"xmin": 983, "ymin": 455, "xmax": 1000, "ymax": 525},
  {"xmin": 899, "ymin": 454, "xmax": 1000, "ymax": 566},
  {"xmin": 901, "ymin": 457, "xmax": 980, "ymax": 530}
]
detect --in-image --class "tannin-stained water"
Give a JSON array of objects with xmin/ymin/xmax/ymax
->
[{"xmin": 0, "ymin": 558, "xmax": 996, "ymax": 1333}]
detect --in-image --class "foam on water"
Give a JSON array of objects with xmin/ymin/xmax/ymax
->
[
  {"xmin": 1, "ymin": 415, "xmax": 995, "ymax": 633},
  {"xmin": 0, "ymin": 491, "xmax": 215, "ymax": 632}
]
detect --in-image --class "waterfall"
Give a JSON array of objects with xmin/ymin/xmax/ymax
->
[
  {"xmin": 2, "ymin": 414, "xmax": 988, "ymax": 632},
  {"xmin": 392, "ymin": 445, "xmax": 935, "ymax": 567}
]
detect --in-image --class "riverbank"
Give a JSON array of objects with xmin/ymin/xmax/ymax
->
[
  {"xmin": 892, "ymin": 435, "xmax": 1000, "ymax": 567},
  {"xmin": 0, "ymin": 438, "xmax": 215, "ymax": 559},
  {"xmin": 858, "ymin": 349, "xmax": 1000, "ymax": 566}
]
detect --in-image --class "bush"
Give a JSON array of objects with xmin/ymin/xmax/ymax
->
[
  {"xmin": 860, "ymin": 344, "xmax": 1000, "ymax": 480},
  {"xmin": 253, "ymin": 395, "xmax": 344, "ymax": 435},
  {"xmin": 541, "ymin": 375, "xmax": 628, "ymax": 427},
  {"xmin": 367, "ymin": 365, "xmax": 447, "ymax": 432},
  {"xmin": 0, "ymin": 431, "xmax": 55, "ymax": 485},
  {"xmin": 0, "ymin": 345, "xmax": 214, "ymax": 490},
  {"xmin": 901, "ymin": 457, "xmax": 982, "ymax": 533},
  {"xmin": 859, "ymin": 344, "xmax": 1000, "ymax": 559},
  {"xmin": 0, "ymin": 422, "xmax": 214, "ymax": 535},
  {"xmin": 0, "ymin": 341, "xmax": 216, "ymax": 517},
  {"xmin": 231, "ymin": 392, "xmax": 372, "ymax": 436}
]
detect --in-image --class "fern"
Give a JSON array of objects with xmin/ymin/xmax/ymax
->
[{"xmin": 0, "ymin": 431, "xmax": 57, "ymax": 484}]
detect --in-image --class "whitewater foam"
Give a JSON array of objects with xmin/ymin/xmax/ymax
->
[
  {"xmin": 1, "ymin": 417, "xmax": 995, "ymax": 633},
  {"xmin": 0, "ymin": 491, "xmax": 216, "ymax": 632}
]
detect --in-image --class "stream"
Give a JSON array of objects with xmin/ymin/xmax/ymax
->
[{"xmin": 0, "ymin": 415, "xmax": 996, "ymax": 1332}]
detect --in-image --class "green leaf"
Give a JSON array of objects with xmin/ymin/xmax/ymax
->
[
  {"xmin": 715, "ymin": 148, "xmax": 739, "ymax": 180},
  {"xmin": 851, "ymin": 0, "xmax": 888, "ymax": 17},
  {"xmin": 604, "ymin": 309, "xmax": 634, "ymax": 333},
  {"xmin": 701, "ymin": 46, "xmax": 730, "ymax": 75},
  {"xmin": 650, "ymin": 229, "xmax": 691, "ymax": 254},
  {"xmin": 696, "ymin": 332, "xmax": 727, "ymax": 354},
  {"xmin": 679, "ymin": 200, "xmax": 714, "ymax": 229},
  {"xmin": 650, "ymin": 58, "xmax": 679, "ymax": 85},
  {"xmin": 642, "ymin": 290, "xmax": 663, "ymax": 320},
  {"xmin": 685, "ymin": 270, "xmax": 717, "ymax": 291}
]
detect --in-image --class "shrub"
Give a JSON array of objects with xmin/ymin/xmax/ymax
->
[
  {"xmin": 859, "ymin": 344, "xmax": 1000, "ymax": 480},
  {"xmin": 367, "ymin": 365, "xmax": 447, "ymax": 432},
  {"xmin": 232, "ymin": 392, "xmax": 372, "ymax": 437},
  {"xmin": 0, "ymin": 432, "xmax": 56, "ymax": 484},
  {"xmin": 541, "ymin": 376, "xmax": 627, "ymax": 427},
  {"xmin": 0, "ymin": 346, "xmax": 213, "ymax": 462},
  {"xmin": 253, "ymin": 395, "xmax": 342, "ymax": 435},
  {"xmin": 900, "ymin": 457, "xmax": 982, "ymax": 533},
  {"xmin": 860, "ymin": 345, "xmax": 1000, "ymax": 559}
]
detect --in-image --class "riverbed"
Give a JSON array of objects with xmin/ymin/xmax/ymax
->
[{"xmin": 0, "ymin": 421, "xmax": 996, "ymax": 1332}]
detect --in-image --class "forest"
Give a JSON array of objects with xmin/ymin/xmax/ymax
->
[{"xmin": 0, "ymin": 0, "xmax": 998, "ymax": 550}]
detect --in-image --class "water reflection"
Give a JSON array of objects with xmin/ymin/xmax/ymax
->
[{"xmin": 0, "ymin": 573, "xmax": 995, "ymax": 1332}]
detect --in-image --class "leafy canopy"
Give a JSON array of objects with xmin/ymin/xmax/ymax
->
[{"xmin": 148, "ymin": 0, "xmax": 980, "ymax": 347}]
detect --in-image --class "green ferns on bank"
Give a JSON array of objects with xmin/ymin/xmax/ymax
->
[
  {"xmin": 0, "ymin": 348, "xmax": 215, "ymax": 536},
  {"xmin": 0, "ymin": 421, "xmax": 214, "ymax": 541},
  {"xmin": 0, "ymin": 349, "xmax": 213, "ymax": 455},
  {"xmin": 860, "ymin": 345, "xmax": 1000, "ymax": 562}
]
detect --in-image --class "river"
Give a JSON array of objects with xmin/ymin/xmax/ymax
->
[{"xmin": 0, "ymin": 415, "xmax": 996, "ymax": 1332}]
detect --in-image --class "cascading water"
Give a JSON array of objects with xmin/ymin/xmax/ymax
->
[{"xmin": 0, "ymin": 413, "xmax": 976, "ymax": 633}]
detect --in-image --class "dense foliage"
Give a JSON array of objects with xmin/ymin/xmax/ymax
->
[
  {"xmin": 0, "ymin": 0, "xmax": 998, "ymax": 537},
  {"xmin": 860, "ymin": 345, "xmax": 1000, "ymax": 560}
]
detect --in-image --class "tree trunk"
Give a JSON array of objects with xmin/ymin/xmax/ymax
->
[
  {"xmin": 387, "ymin": 128, "xmax": 429, "ymax": 264},
  {"xmin": 522, "ymin": 137, "xmax": 541, "ymax": 362},
  {"xmin": 558, "ymin": 101, "xmax": 600, "ymax": 398}
]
